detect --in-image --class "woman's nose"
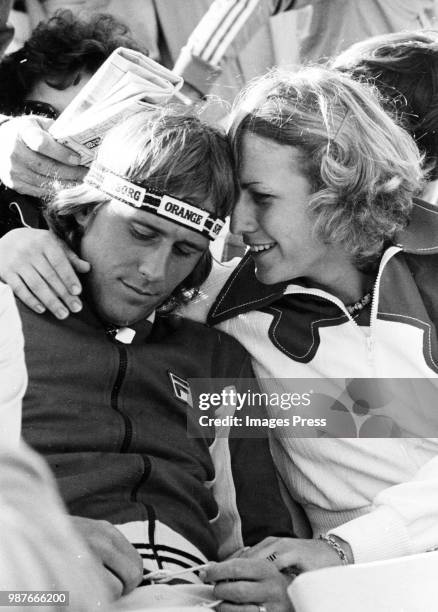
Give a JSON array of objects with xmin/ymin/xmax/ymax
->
[{"xmin": 230, "ymin": 192, "xmax": 258, "ymax": 235}]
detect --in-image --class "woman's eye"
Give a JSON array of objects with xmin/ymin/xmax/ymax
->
[{"xmin": 252, "ymin": 192, "xmax": 273, "ymax": 206}]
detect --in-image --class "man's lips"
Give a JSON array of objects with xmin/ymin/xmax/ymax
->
[{"xmin": 122, "ymin": 281, "xmax": 159, "ymax": 297}]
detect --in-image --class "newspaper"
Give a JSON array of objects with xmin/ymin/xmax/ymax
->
[{"xmin": 49, "ymin": 47, "xmax": 184, "ymax": 166}]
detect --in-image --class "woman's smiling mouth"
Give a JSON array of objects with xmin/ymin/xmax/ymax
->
[{"xmin": 248, "ymin": 242, "xmax": 276, "ymax": 255}]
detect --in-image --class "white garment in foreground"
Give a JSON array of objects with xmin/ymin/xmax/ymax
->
[
  {"xmin": 0, "ymin": 282, "xmax": 26, "ymax": 447},
  {"xmin": 0, "ymin": 443, "xmax": 110, "ymax": 611},
  {"xmin": 289, "ymin": 550, "xmax": 438, "ymax": 612},
  {"xmin": 119, "ymin": 584, "xmax": 216, "ymax": 610}
]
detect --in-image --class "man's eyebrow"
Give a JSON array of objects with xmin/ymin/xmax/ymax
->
[
  {"xmin": 132, "ymin": 219, "xmax": 160, "ymax": 233},
  {"xmin": 178, "ymin": 239, "xmax": 206, "ymax": 252}
]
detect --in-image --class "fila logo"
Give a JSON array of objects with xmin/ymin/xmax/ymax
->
[{"xmin": 168, "ymin": 371, "xmax": 192, "ymax": 406}]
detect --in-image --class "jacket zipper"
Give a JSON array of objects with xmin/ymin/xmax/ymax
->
[
  {"xmin": 284, "ymin": 246, "xmax": 402, "ymax": 368},
  {"xmin": 365, "ymin": 246, "xmax": 402, "ymax": 365},
  {"xmin": 110, "ymin": 342, "xmax": 133, "ymax": 452}
]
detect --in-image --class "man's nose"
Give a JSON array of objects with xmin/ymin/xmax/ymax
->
[
  {"xmin": 230, "ymin": 192, "xmax": 258, "ymax": 235},
  {"xmin": 137, "ymin": 243, "xmax": 170, "ymax": 283}
]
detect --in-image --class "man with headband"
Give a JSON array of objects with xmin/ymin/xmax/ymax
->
[{"xmin": 16, "ymin": 107, "xmax": 294, "ymax": 605}]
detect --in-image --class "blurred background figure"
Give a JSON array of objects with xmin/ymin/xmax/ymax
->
[
  {"xmin": 0, "ymin": 8, "xmax": 147, "ymax": 118},
  {"xmin": 173, "ymin": 0, "xmax": 437, "ymax": 102},
  {"xmin": 16, "ymin": 0, "xmax": 275, "ymax": 107},
  {"xmin": 8, "ymin": 1, "xmax": 434, "ymax": 108},
  {"xmin": 0, "ymin": 0, "xmax": 13, "ymax": 56},
  {"xmin": 333, "ymin": 29, "xmax": 438, "ymax": 204},
  {"xmin": 0, "ymin": 9, "xmax": 147, "ymax": 236}
]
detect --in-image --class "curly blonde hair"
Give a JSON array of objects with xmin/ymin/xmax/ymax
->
[{"xmin": 229, "ymin": 67, "xmax": 425, "ymax": 270}]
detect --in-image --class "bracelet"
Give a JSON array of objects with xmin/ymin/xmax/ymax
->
[{"xmin": 319, "ymin": 534, "xmax": 350, "ymax": 565}]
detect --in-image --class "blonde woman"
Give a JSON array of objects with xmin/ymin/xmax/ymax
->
[{"xmin": 196, "ymin": 68, "xmax": 438, "ymax": 606}]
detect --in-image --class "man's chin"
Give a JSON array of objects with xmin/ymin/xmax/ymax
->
[
  {"xmin": 98, "ymin": 306, "xmax": 156, "ymax": 328},
  {"xmin": 91, "ymin": 288, "xmax": 166, "ymax": 326}
]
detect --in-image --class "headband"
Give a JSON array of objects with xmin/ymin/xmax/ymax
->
[{"xmin": 84, "ymin": 163, "xmax": 225, "ymax": 240}]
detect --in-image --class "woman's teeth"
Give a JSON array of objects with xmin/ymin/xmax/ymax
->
[{"xmin": 249, "ymin": 243, "xmax": 275, "ymax": 253}]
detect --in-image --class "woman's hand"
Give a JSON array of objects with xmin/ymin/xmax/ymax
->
[
  {"xmin": 0, "ymin": 228, "xmax": 90, "ymax": 318},
  {"xmin": 204, "ymin": 558, "xmax": 293, "ymax": 612},
  {"xmin": 242, "ymin": 536, "xmax": 352, "ymax": 573}
]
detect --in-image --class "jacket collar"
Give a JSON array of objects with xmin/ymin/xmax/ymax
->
[
  {"xmin": 208, "ymin": 198, "xmax": 438, "ymax": 325},
  {"xmin": 207, "ymin": 253, "xmax": 287, "ymax": 325},
  {"xmin": 394, "ymin": 197, "xmax": 438, "ymax": 254},
  {"xmin": 75, "ymin": 295, "xmax": 156, "ymax": 344}
]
